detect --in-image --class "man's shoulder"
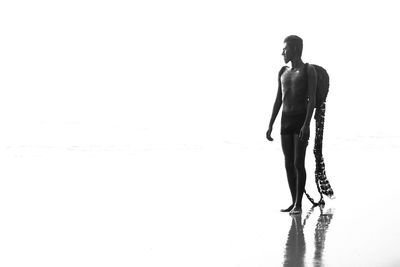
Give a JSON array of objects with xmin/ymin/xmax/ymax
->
[
  {"xmin": 304, "ymin": 63, "xmax": 317, "ymax": 76},
  {"xmin": 279, "ymin": 65, "xmax": 289, "ymax": 76}
]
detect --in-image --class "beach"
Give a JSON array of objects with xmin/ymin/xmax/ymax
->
[
  {"xmin": 2, "ymin": 1, "xmax": 400, "ymax": 265},
  {"xmin": 1, "ymin": 132, "xmax": 399, "ymax": 266}
]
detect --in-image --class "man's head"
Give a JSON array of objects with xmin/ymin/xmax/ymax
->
[{"xmin": 282, "ymin": 35, "xmax": 303, "ymax": 63}]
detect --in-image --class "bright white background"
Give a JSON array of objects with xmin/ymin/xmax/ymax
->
[
  {"xmin": 1, "ymin": 0, "xmax": 399, "ymax": 146},
  {"xmin": 1, "ymin": 1, "xmax": 400, "ymax": 266}
]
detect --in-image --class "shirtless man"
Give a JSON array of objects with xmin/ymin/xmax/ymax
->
[{"xmin": 266, "ymin": 35, "xmax": 317, "ymax": 214}]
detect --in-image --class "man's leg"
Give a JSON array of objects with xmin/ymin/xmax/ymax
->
[
  {"xmin": 281, "ymin": 134, "xmax": 296, "ymax": 212},
  {"xmin": 290, "ymin": 135, "xmax": 308, "ymax": 214}
]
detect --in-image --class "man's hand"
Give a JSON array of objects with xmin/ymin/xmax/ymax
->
[
  {"xmin": 299, "ymin": 125, "xmax": 310, "ymax": 142},
  {"xmin": 266, "ymin": 127, "xmax": 274, "ymax": 141}
]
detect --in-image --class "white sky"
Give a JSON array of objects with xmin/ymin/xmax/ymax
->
[{"xmin": 0, "ymin": 0, "xmax": 398, "ymax": 145}]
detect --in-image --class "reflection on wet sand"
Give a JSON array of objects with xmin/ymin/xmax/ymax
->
[
  {"xmin": 283, "ymin": 212, "xmax": 306, "ymax": 267},
  {"xmin": 283, "ymin": 207, "xmax": 334, "ymax": 267},
  {"xmin": 313, "ymin": 208, "xmax": 334, "ymax": 266}
]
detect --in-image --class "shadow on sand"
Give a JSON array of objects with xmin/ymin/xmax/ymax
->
[{"xmin": 283, "ymin": 207, "xmax": 334, "ymax": 267}]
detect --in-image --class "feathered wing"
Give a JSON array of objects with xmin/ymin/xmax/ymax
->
[
  {"xmin": 305, "ymin": 64, "xmax": 334, "ymax": 206},
  {"xmin": 314, "ymin": 101, "xmax": 334, "ymax": 199}
]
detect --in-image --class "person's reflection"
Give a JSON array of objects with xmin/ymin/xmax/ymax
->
[
  {"xmin": 283, "ymin": 214, "xmax": 306, "ymax": 267},
  {"xmin": 283, "ymin": 207, "xmax": 334, "ymax": 267}
]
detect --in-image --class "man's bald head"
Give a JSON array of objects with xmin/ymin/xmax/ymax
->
[{"xmin": 284, "ymin": 35, "xmax": 303, "ymax": 58}]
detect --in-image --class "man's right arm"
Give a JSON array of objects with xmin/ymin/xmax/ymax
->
[{"xmin": 266, "ymin": 67, "xmax": 285, "ymax": 141}]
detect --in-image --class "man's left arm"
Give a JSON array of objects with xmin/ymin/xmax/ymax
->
[{"xmin": 299, "ymin": 64, "xmax": 317, "ymax": 141}]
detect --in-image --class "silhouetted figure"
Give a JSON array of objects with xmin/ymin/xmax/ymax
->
[{"xmin": 267, "ymin": 35, "xmax": 317, "ymax": 214}]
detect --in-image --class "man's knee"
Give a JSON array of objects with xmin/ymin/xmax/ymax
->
[
  {"xmin": 285, "ymin": 159, "xmax": 294, "ymax": 170},
  {"xmin": 294, "ymin": 158, "xmax": 305, "ymax": 172}
]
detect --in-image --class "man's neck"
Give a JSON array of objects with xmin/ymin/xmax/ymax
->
[{"xmin": 290, "ymin": 58, "xmax": 304, "ymax": 69}]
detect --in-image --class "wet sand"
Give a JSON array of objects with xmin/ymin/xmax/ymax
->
[{"xmin": 0, "ymin": 136, "xmax": 399, "ymax": 266}]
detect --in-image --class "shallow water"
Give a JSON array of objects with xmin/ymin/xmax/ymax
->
[{"xmin": 0, "ymin": 136, "xmax": 399, "ymax": 266}]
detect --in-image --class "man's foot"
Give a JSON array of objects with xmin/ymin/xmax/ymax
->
[
  {"xmin": 280, "ymin": 204, "xmax": 294, "ymax": 212},
  {"xmin": 289, "ymin": 206, "xmax": 302, "ymax": 215}
]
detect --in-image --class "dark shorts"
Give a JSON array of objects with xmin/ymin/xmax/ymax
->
[{"xmin": 281, "ymin": 112, "xmax": 307, "ymax": 135}]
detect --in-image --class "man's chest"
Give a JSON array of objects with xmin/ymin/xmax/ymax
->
[{"xmin": 281, "ymin": 69, "xmax": 308, "ymax": 95}]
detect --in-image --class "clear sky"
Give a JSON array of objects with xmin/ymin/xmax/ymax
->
[{"xmin": 1, "ymin": 0, "xmax": 398, "ymax": 145}]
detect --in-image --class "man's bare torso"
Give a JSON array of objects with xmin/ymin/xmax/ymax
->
[{"xmin": 280, "ymin": 65, "xmax": 308, "ymax": 114}]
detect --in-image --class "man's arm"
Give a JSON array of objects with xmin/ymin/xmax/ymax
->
[
  {"xmin": 266, "ymin": 67, "xmax": 285, "ymax": 141},
  {"xmin": 299, "ymin": 64, "xmax": 317, "ymax": 141}
]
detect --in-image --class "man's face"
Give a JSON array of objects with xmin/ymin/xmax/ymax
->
[{"xmin": 282, "ymin": 42, "xmax": 295, "ymax": 64}]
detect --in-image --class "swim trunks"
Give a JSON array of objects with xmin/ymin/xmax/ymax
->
[{"xmin": 281, "ymin": 112, "xmax": 307, "ymax": 135}]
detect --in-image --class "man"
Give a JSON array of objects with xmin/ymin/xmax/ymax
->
[{"xmin": 266, "ymin": 35, "xmax": 317, "ymax": 214}]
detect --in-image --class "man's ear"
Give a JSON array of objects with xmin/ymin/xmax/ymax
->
[{"xmin": 294, "ymin": 45, "xmax": 300, "ymax": 57}]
